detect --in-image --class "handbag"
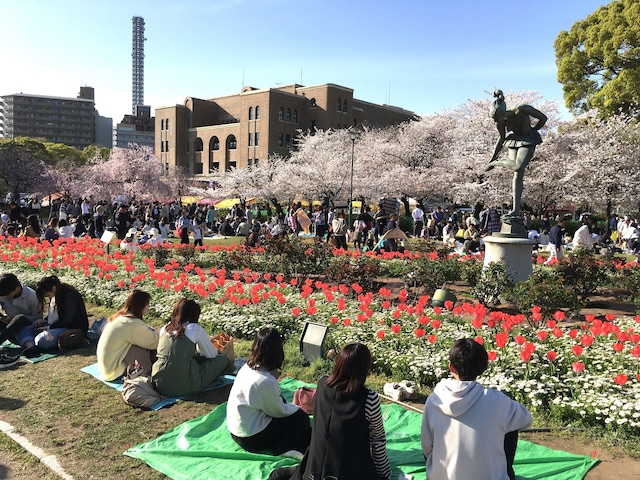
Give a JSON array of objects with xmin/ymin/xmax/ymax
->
[{"xmin": 293, "ymin": 386, "xmax": 316, "ymax": 415}]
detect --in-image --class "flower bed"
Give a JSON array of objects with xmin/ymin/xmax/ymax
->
[{"xmin": 2, "ymin": 236, "xmax": 640, "ymax": 436}]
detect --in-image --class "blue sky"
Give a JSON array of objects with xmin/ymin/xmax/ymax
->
[{"xmin": 1, "ymin": 0, "xmax": 608, "ymax": 122}]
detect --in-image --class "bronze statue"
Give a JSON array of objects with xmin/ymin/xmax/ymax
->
[{"xmin": 485, "ymin": 89, "xmax": 547, "ymax": 218}]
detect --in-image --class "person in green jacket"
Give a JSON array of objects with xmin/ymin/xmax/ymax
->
[{"xmin": 152, "ymin": 298, "xmax": 234, "ymax": 397}]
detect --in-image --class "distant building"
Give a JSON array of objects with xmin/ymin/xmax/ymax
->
[
  {"xmin": 0, "ymin": 86, "xmax": 112, "ymax": 149},
  {"xmin": 114, "ymin": 105, "xmax": 155, "ymax": 148},
  {"xmin": 156, "ymin": 83, "xmax": 416, "ymax": 178}
]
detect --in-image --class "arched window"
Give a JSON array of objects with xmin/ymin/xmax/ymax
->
[
  {"xmin": 227, "ymin": 135, "xmax": 237, "ymax": 150},
  {"xmin": 248, "ymin": 107, "xmax": 253, "ymax": 120},
  {"xmin": 255, "ymin": 106, "xmax": 260, "ymax": 119},
  {"xmin": 210, "ymin": 136, "xmax": 219, "ymax": 151},
  {"xmin": 160, "ymin": 119, "xmax": 164, "ymax": 130},
  {"xmin": 279, "ymin": 107, "xmax": 284, "ymax": 122},
  {"xmin": 293, "ymin": 110, "xmax": 298, "ymax": 124},
  {"xmin": 286, "ymin": 108, "xmax": 291, "ymax": 122},
  {"xmin": 337, "ymin": 98, "xmax": 342, "ymax": 111},
  {"xmin": 194, "ymin": 138, "xmax": 204, "ymax": 151}
]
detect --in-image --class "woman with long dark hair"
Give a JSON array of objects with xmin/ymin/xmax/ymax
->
[
  {"xmin": 152, "ymin": 298, "xmax": 234, "ymax": 396},
  {"xmin": 227, "ymin": 327, "xmax": 311, "ymax": 458},
  {"xmin": 271, "ymin": 343, "xmax": 392, "ymax": 480},
  {"xmin": 97, "ymin": 290, "xmax": 159, "ymax": 381},
  {"xmin": 14, "ymin": 276, "xmax": 89, "ymax": 356}
]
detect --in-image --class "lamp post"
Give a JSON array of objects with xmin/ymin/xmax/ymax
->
[{"xmin": 348, "ymin": 130, "xmax": 357, "ymax": 228}]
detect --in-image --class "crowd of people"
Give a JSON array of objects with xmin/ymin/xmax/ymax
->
[{"xmin": 1, "ymin": 265, "xmax": 532, "ymax": 479}]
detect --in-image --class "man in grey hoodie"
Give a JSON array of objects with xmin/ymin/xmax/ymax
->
[{"xmin": 421, "ymin": 338, "xmax": 531, "ymax": 480}]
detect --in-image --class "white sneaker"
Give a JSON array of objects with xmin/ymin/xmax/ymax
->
[
  {"xmin": 400, "ymin": 380, "xmax": 418, "ymax": 400},
  {"xmin": 281, "ymin": 450, "xmax": 304, "ymax": 461},
  {"xmin": 383, "ymin": 382, "xmax": 405, "ymax": 401}
]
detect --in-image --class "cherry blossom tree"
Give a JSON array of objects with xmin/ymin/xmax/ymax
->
[
  {"xmin": 69, "ymin": 144, "xmax": 173, "ymax": 202},
  {"xmin": 0, "ymin": 138, "xmax": 58, "ymax": 200}
]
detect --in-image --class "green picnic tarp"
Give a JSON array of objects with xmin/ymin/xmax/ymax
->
[{"xmin": 125, "ymin": 378, "xmax": 599, "ymax": 480}]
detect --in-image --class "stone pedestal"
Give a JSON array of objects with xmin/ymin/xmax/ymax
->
[{"xmin": 483, "ymin": 235, "xmax": 536, "ymax": 283}]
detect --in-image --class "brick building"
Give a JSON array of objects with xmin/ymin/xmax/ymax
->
[{"xmin": 156, "ymin": 83, "xmax": 416, "ymax": 178}]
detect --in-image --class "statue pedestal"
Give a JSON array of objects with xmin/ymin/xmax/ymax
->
[{"xmin": 483, "ymin": 235, "xmax": 536, "ymax": 283}]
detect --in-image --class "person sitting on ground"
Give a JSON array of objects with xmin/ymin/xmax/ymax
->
[
  {"xmin": 269, "ymin": 343, "xmax": 392, "ymax": 480},
  {"xmin": 120, "ymin": 228, "xmax": 140, "ymax": 251},
  {"xmin": 16, "ymin": 276, "xmax": 90, "ymax": 355},
  {"xmin": 572, "ymin": 218, "xmax": 600, "ymax": 249},
  {"xmin": 57, "ymin": 218, "xmax": 75, "ymax": 238},
  {"xmin": 43, "ymin": 217, "xmax": 60, "ymax": 242},
  {"xmin": 19, "ymin": 214, "xmax": 42, "ymax": 239},
  {"xmin": 97, "ymin": 290, "xmax": 159, "ymax": 381},
  {"xmin": 0, "ymin": 273, "xmax": 42, "ymax": 358},
  {"xmin": 152, "ymin": 298, "xmax": 234, "ymax": 397},
  {"xmin": 421, "ymin": 338, "xmax": 531, "ymax": 480},
  {"xmin": 227, "ymin": 327, "xmax": 311, "ymax": 458},
  {"xmin": 441, "ymin": 220, "xmax": 455, "ymax": 247}
]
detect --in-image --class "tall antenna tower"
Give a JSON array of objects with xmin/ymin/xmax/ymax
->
[{"xmin": 131, "ymin": 16, "xmax": 146, "ymax": 114}]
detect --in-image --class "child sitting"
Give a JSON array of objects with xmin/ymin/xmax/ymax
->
[{"xmin": 421, "ymin": 338, "xmax": 531, "ymax": 480}]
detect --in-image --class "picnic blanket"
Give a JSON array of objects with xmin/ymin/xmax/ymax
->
[
  {"xmin": 1, "ymin": 340, "xmax": 59, "ymax": 363},
  {"xmin": 125, "ymin": 378, "xmax": 599, "ymax": 480},
  {"xmin": 80, "ymin": 362, "xmax": 236, "ymax": 411}
]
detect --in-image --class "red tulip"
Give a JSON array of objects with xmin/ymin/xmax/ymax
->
[
  {"xmin": 495, "ymin": 331, "xmax": 509, "ymax": 348},
  {"xmin": 376, "ymin": 330, "xmax": 385, "ymax": 339},
  {"xmin": 572, "ymin": 345, "xmax": 583, "ymax": 356},
  {"xmin": 414, "ymin": 328, "xmax": 425, "ymax": 338},
  {"xmin": 546, "ymin": 350, "xmax": 557, "ymax": 362},
  {"xmin": 572, "ymin": 362, "xmax": 585, "ymax": 373},
  {"xmin": 391, "ymin": 324, "xmax": 401, "ymax": 334},
  {"xmin": 537, "ymin": 331, "xmax": 548, "ymax": 342},
  {"xmin": 613, "ymin": 374, "xmax": 628, "ymax": 386},
  {"xmin": 487, "ymin": 351, "xmax": 497, "ymax": 361}
]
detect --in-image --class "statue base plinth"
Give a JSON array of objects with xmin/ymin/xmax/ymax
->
[{"xmin": 483, "ymin": 235, "xmax": 536, "ymax": 283}]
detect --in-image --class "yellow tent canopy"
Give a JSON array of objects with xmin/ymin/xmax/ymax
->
[{"xmin": 215, "ymin": 198, "xmax": 256, "ymax": 209}]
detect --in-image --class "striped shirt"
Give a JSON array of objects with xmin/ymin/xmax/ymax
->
[{"xmin": 365, "ymin": 389, "xmax": 392, "ymax": 480}]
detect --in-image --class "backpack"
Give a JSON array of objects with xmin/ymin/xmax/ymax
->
[{"xmin": 121, "ymin": 362, "xmax": 163, "ymax": 409}]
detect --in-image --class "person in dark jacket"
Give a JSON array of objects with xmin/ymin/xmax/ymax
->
[
  {"xmin": 544, "ymin": 214, "xmax": 570, "ymax": 265},
  {"xmin": 16, "ymin": 276, "xmax": 89, "ymax": 355},
  {"xmin": 270, "ymin": 343, "xmax": 391, "ymax": 480}
]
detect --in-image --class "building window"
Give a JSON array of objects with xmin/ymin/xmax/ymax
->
[
  {"xmin": 227, "ymin": 135, "xmax": 237, "ymax": 149},
  {"xmin": 248, "ymin": 106, "xmax": 253, "ymax": 120},
  {"xmin": 254, "ymin": 132, "xmax": 259, "ymax": 146},
  {"xmin": 160, "ymin": 119, "xmax": 164, "ymax": 130},
  {"xmin": 310, "ymin": 98, "xmax": 316, "ymax": 108},
  {"xmin": 165, "ymin": 140, "xmax": 169, "ymax": 151},
  {"xmin": 278, "ymin": 133, "xmax": 284, "ymax": 147},
  {"xmin": 195, "ymin": 138, "xmax": 204, "ymax": 151},
  {"xmin": 166, "ymin": 119, "xmax": 169, "ymax": 129},
  {"xmin": 279, "ymin": 107, "xmax": 284, "ymax": 122},
  {"xmin": 211, "ymin": 136, "xmax": 220, "ymax": 150},
  {"xmin": 337, "ymin": 98, "xmax": 342, "ymax": 111},
  {"xmin": 211, "ymin": 161, "xmax": 220, "ymax": 172},
  {"xmin": 254, "ymin": 158, "xmax": 259, "ymax": 167},
  {"xmin": 161, "ymin": 141, "xmax": 164, "ymax": 152},
  {"xmin": 248, "ymin": 132, "xmax": 253, "ymax": 146},
  {"xmin": 227, "ymin": 161, "xmax": 236, "ymax": 172},
  {"xmin": 285, "ymin": 134, "xmax": 291, "ymax": 148},
  {"xmin": 195, "ymin": 163, "xmax": 203, "ymax": 174},
  {"xmin": 293, "ymin": 110, "xmax": 298, "ymax": 124},
  {"xmin": 248, "ymin": 158, "xmax": 252, "ymax": 167},
  {"xmin": 255, "ymin": 106, "xmax": 260, "ymax": 119},
  {"xmin": 286, "ymin": 108, "xmax": 291, "ymax": 122},
  {"xmin": 343, "ymin": 99, "xmax": 347, "ymax": 112}
]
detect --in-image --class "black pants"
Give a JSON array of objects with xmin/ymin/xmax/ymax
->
[
  {"xmin": 505, "ymin": 430, "xmax": 519, "ymax": 480},
  {"xmin": 231, "ymin": 409, "xmax": 311, "ymax": 456},
  {"xmin": 0, "ymin": 315, "xmax": 33, "ymax": 347}
]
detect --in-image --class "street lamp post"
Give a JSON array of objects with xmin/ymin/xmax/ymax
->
[{"xmin": 348, "ymin": 130, "xmax": 357, "ymax": 228}]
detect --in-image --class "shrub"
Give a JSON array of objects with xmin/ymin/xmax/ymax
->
[
  {"xmin": 324, "ymin": 254, "xmax": 382, "ymax": 292},
  {"xmin": 405, "ymin": 256, "xmax": 461, "ymax": 294},
  {"xmin": 554, "ymin": 248, "xmax": 614, "ymax": 302},
  {"xmin": 470, "ymin": 262, "xmax": 514, "ymax": 307},
  {"xmin": 259, "ymin": 235, "xmax": 332, "ymax": 278},
  {"xmin": 506, "ymin": 268, "xmax": 581, "ymax": 324}
]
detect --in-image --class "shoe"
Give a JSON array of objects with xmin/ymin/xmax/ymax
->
[
  {"xmin": 281, "ymin": 450, "xmax": 304, "ymax": 461},
  {"xmin": 58, "ymin": 329, "xmax": 86, "ymax": 351},
  {"xmin": 0, "ymin": 352, "xmax": 20, "ymax": 369},
  {"xmin": 23, "ymin": 345, "xmax": 42, "ymax": 358},
  {"xmin": 383, "ymin": 382, "xmax": 405, "ymax": 401},
  {"xmin": 400, "ymin": 380, "xmax": 418, "ymax": 400}
]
